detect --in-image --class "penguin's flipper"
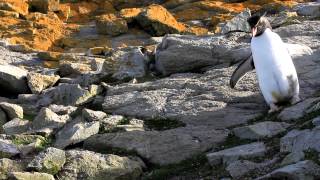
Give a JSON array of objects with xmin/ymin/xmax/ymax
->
[{"xmin": 230, "ymin": 54, "xmax": 255, "ymax": 88}]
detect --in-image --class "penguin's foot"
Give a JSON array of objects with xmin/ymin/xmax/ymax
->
[
  {"xmin": 291, "ymin": 96, "xmax": 301, "ymax": 105},
  {"xmin": 268, "ymin": 104, "xmax": 280, "ymax": 113}
]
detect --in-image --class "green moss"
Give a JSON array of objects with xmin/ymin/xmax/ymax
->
[
  {"xmin": 23, "ymin": 114, "xmax": 36, "ymax": 121},
  {"xmin": 36, "ymin": 137, "xmax": 53, "ymax": 151},
  {"xmin": 43, "ymin": 160, "xmax": 61, "ymax": 175},
  {"xmin": 143, "ymin": 154, "xmax": 214, "ymax": 180},
  {"xmin": 117, "ymin": 117, "xmax": 130, "ymax": 125},
  {"xmin": 144, "ymin": 118, "xmax": 186, "ymax": 131}
]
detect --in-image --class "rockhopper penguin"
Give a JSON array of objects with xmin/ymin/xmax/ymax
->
[{"xmin": 230, "ymin": 14, "xmax": 300, "ymax": 113}]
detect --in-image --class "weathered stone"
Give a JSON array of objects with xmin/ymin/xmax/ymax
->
[
  {"xmin": 47, "ymin": 104, "xmax": 78, "ymax": 116},
  {"xmin": 37, "ymin": 84, "xmax": 102, "ymax": 106},
  {"xmin": 59, "ymin": 62, "xmax": 92, "ymax": 77},
  {"xmin": 57, "ymin": 150, "xmax": 143, "ymax": 180},
  {"xmin": 0, "ymin": 1, "xmax": 29, "ymax": 15},
  {"xmin": 233, "ymin": 121, "xmax": 290, "ymax": 140},
  {"xmin": 9, "ymin": 172, "xmax": 54, "ymax": 180},
  {"xmin": 0, "ymin": 65, "xmax": 29, "ymax": 95},
  {"xmin": 31, "ymin": 108, "xmax": 70, "ymax": 135},
  {"xmin": 96, "ymin": 14, "xmax": 128, "ymax": 36},
  {"xmin": 0, "ymin": 102, "xmax": 23, "ymax": 120},
  {"xmin": 27, "ymin": 73, "xmax": 60, "ymax": 94},
  {"xmin": 17, "ymin": 94, "xmax": 39, "ymax": 105},
  {"xmin": 103, "ymin": 47, "xmax": 148, "ymax": 80},
  {"xmin": 119, "ymin": 7, "xmax": 142, "ymax": 23},
  {"xmin": 0, "ymin": 9, "xmax": 19, "ymax": 18},
  {"xmin": 295, "ymin": 2, "xmax": 320, "ymax": 18},
  {"xmin": 29, "ymin": 0, "xmax": 60, "ymax": 13},
  {"xmin": 3, "ymin": 118, "xmax": 31, "ymax": 135},
  {"xmin": 257, "ymin": 160, "xmax": 320, "ymax": 180},
  {"xmin": 136, "ymin": 4, "xmax": 186, "ymax": 36},
  {"xmin": 0, "ymin": 139, "xmax": 20, "ymax": 158},
  {"xmin": 82, "ymin": 108, "xmax": 107, "ymax": 122},
  {"xmin": 312, "ymin": 117, "xmax": 320, "ymax": 126},
  {"xmin": 278, "ymin": 98, "xmax": 320, "ymax": 122},
  {"xmin": 155, "ymin": 34, "xmax": 250, "ymax": 76},
  {"xmin": 84, "ymin": 126, "xmax": 229, "ymax": 165},
  {"xmin": 0, "ymin": 108, "xmax": 7, "ymax": 133},
  {"xmin": 28, "ymin": 147, "xmax": 66, "ymax": 175},
  {"xmin": 281, "ymin": 151, "xmax": 305, "ymax": 166},
  {"xmin": 54, "ymin": 117, "xmax": 100, "ymax": 149},
  {"xmin": 280, "ymin": 127, "xmax": 320, "ymax": 153},
  {"xmin": 221, "ymin": 8, "xmax": 251, "ymax": 34},
  {"xmin": 271, "ymin": 11, "xmax": 298, "ymax": 28},
  {"xmin": 0, "ymin": 158, "xmax": 25, "ymax": 180},
  {"xmin": 206, "ymin": 142, "xmax": 266, "ymax": 166}
]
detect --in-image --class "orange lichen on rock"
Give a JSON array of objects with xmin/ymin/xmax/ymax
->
[
  {"xmin": 119, "ymin": 8, "xmax": 142, "ymax": 23},
  {"xmin": 137, "ymin": 4, "xmax": 186, "ymax": 36},
  {"xmin": 184, "ymin": 26, "xmax": 209, "ymax": 35},
  {"xmin": 0, "ymin": 0, "xmax": 29, "ymax": 15},
  {"xmin": 66, "ymin": 1, "xmax": 99, "ymax": 23}
]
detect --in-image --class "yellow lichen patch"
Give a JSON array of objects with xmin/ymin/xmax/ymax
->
[
  {"xmin": 65, "ymin": 1, "xmax": 99, "ymax": 23},
  {"xmin": 174, "ymin": 7, "xmax": 210, "ymax": 21},
  {"xmin": 56, "ymin": 4, "xmax": 71, "ymax": 22},
  {"xmin": 0, "ymin": 0, "xmax": 29, "ymax": 15},
  {"xmin": 184, "ymin": 26, "xmax": 209, "ymax": 35},
  {"xmin": 119, "ymin": 8, "xmax": 142, "ymax": 22},
  {"xmin": 210, "ymin": 13, "xmax": 233, "ymax": 27}
]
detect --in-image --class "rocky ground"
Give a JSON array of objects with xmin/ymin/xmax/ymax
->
[{"xmin": 0, "ymin": 0, "xmax": 320, "ymax": 179}]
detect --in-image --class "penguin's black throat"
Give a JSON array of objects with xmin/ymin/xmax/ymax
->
[{"xmin": 247, "ymin": 15, "xmax": 272, "ymax": 37}]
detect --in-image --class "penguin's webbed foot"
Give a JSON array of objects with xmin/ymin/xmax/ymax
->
[{"xmin": 268, "ymin": 104, "xmax": 280, "ymax": 113}]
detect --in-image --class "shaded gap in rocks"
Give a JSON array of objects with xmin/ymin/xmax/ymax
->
[{"xmin": 144, "ymin": 117, "xmax": 186, "ymax": 131}]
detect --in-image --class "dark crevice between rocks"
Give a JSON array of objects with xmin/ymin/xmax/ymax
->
[{"xmin": 144, "ymin": 117, "xmax": 186, "ymax": 131}]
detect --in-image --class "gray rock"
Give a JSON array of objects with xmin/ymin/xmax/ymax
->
[
  {"xmin": 0, "ymin": 158, "xmax": 25, "ymax": 179},
  {"xmin": 226, "ymin": 160, "xmax": 259, "ymax": 178},
  {"xmin": 155, "ymin": 34, "xmax": 250, "ymax": 75},
  {"xmin": 57, "ymin": 150, "xmax": 143, "ymax": 180},
  {"xmin": 37, "ymin": 84, "xmax": 102, "ymax": 106},
  {"xmin": 0, "ymin": 102, "xmax": 23, "ymax": 120},
  {"xmin": 47, "ymin": 104, "xmax": 78, "ymax": 116},
  {"xmin": 280, "ymin": 127, "xmax": 320, "ymax": 153},
  {"xmin": 270, "ymin": 11, "xmax": 299, "ymax": 28},
  {"xmin": 31, "ymin": 108, "xmax": 70, "ymax": 135},
  {"xmin": 206, "ymin": 142, "xmax": 266, "ymax": 166},
  {"xmin": 278, "ymin": 98, "xmax": 320, "ymax": 122},
  {"xmin": 0, "ymin": 65, "xmax": 29, "ymax": 94},
  {"xmin": 54, "ymin": 117, "xmax": 100, "ymax": 149},
  {"xmin": 27, "ymin": 72, "xmax": 59, "ymax": 94},
  {"xmin": 295, "ymin": 2, "xmax": 320, "ymax": 17},
  {"xmin": 275, "ymin": 21, "xmax": 320, "ymax": 38},
  {"xmin": 233, "ymin": 121, "xmax": 290, "ymax": 140},
  {"xmin": 9, "ymin": 172, "xmax": 55, "ymax": 180},
  {"xmin": 281, "ymin": 151, "xmax": 305, "ymax": 166},
  {"xmin": 3, "ymin": 118, "xmax": 31, "ymax": 135},
  {"xmin": 17, "ymin": 94, "xmax": 39, "ymax": 104},
  {"xmin": 82, "ymin": 108, "xmax": 107, "ymax": 122},
  {"xmin": 96, "ymin": 14, "xmax": 128, "ymax": 36},
  {"xmin": 312, "ymin": 117, "xmax": 320, "ymax": 126},
  {"xmin": 103, "ymin": 47, "xmax": 148, "ymax": 80},
  {"xmin": 221, "ymin": 8, "xmax": 251, "ymax": 34},
  {"xmin": 28, "ymin": 147, "xmax": 66, "ymax": 175},
  {"xmin": 257, "ymin": 160, "xmax": 320, "ymax": 180},
  {"xmin": 0, "ymin": 139, "xmax": 20, "ymax": 158},
  {"xmin": 0, "ymin": 108, "xmax": 7, "ymax": 132},
  {"xmin": 84, "ymin": 126, "xmax": 229, "ymax": 165}
]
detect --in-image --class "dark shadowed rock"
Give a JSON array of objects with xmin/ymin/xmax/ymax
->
[
  {"xmin": 0, "ymin": 102, "xmax": 23, "ymax": 120},
  {"xmin": 0, "ymin": 65, "xmax": 29, "ymax": 95}
]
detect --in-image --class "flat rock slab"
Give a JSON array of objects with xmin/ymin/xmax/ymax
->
[
  {"xmin": 257, "ymin": 160, "xmax": 320, "ymax": 180},
  {"xmin": 57, "ymin": 150, "xmax": 143, "ymax": 180},
  {"xmin": 280, "ymin": 127, "xmax": 320, "ymax": 153},
  {"xmin": 9, "ymin": 172, "xmax": 54, "ymax": 180},
  {"xmin": 233, "ymin": 121, "xmax": 290, "ymax": 140},
  {"xmin": 54, "ymin": 118, "xmax": 100, "ymax": 149},
  {"xmin": 206, "ymin": 142, "xmax": 266, "ymax": 166},
  {"xmin": 3, "ymin": 118, "xmax": 31, "ymax": 135},
  {"xmin": 84, "ymin": 126, "xmax": 229, "ymax": 165}
]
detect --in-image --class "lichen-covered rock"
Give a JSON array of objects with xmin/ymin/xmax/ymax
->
[
  {"xmin": 0, "ymin": 65, "xmax": 29, "ymax": 95},
  {"xmin": 27, "ymin": 73, "xmax": 60, "ymax": 94},
  {"xmin": 57, "ymin": 150, "xmax": 143, "ymax": 180},
  {"xmin": 54, "ymin": 117, "xmax": 100, "ymax": 149},
  {"xmin": 28, "ymin": 147, "xmax": 66, "ymax": 175},
  {"xmin": 84, "ymin": 126, "xmax": 229, "ymax": 165},
  {"xmin": 0, "ymin": 139, "xmax": 20, "ymax": 158},
  {"xmin": 29, "ymin": 0, "xmax": 60, "ymax": 13},
  {"xmin": 0, "ymin": 102, "xmax": 23, "ymax": 120},
  {"xmin": 233, "ymin": 121, "xmax": 290, "ymax": 140},
  {"xmin": 136, "ymin": 4, "xmax": 186, "ymax": 36},
  {"xmin": 0, "ymin": 158, "xmax": 25, "ymax": 179},
  {"xmin": 96, "ymin": 13, "xmax": 128, "ymax": 36},
  {"xmin": 9, "ymin": 172, "xmax": 55, "ymax": 180},
  {"xmin": 82, "ymin": 108, "xmax": 107, "ymax": 122},
  {"xmin": 47, "ymin": 104, "xmax": 78, "ymax": 116},
  {"xmin": 206, "ymin": 142, "xmax": 267, "ymax": 166},
  {"xmin": 0, "ymin": 1, "xmax": 29, "ymax": 15},
  {"xmin": 31, "ymin": 108, "xmax": 70, "ymax": 135}
]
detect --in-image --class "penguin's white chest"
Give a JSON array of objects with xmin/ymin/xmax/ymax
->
[{"xmin": 251, "ymin": 28, "xmax": 299, "ymax": 105}]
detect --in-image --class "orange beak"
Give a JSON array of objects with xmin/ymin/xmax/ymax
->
[{"xmin": 251, "ymin": 27, "xmax": 257, "ymax": 37}]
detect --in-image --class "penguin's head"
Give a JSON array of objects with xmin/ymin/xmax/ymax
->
[{"xmin": 247, "ymin": 13, "xmax": 272, "ymax": 37}]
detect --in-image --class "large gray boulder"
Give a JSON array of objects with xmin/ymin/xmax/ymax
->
[
  {"xmin": 155, "ymin": 34, "xmax": 250, "ymax": 76},
  {"xmin": 294, "ymin": 2, "xmax": 320, "ymax": 17},
  {"xmin": 57, "ymin": 150, "xmax": 143, "ymax": 180},
  {"xmin": 221, "ymin": 8, "xmax": 251, "ymax": 34},
  {"xmin": 84, "ymin": 126, "xmax": 229, "ymax": 165},
  {"xmin": 0, "ymin": 65, "xmax": 29, "ymax": 94}
]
